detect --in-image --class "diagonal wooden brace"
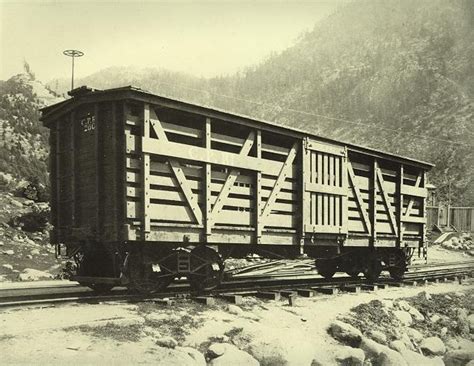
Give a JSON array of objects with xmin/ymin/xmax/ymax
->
[
  {"xmin": 404, "ymin": 172, "xmax": 421, "ymax": 217},
  {"xmin": 259, "ymin": 142, "xmax": 298, "ymax": 226},
  {"xmin": 348, "ymin": 163, "xmax": 371, "ymax": 233},
  {"xmin": 148, "ymin": 107, "xmax": 203, "ymax": 224},
  {"xmin": 376, "ymin": 168, "xmax": 398, "ymax": 235},
  {"xmin": 210, "ymin": 131, "xmax": 255, "ymax": 225}
]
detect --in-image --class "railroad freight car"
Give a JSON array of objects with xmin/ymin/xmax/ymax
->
[{"xmin": 40, "ymin": 86, "xmax": 433, "ymax": 293}]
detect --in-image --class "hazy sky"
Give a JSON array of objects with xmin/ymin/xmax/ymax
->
[{"xmin": 0, "ymin": 1, "xmax": 344, "ymax": 82}]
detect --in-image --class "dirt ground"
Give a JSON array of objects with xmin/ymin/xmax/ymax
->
[{"xmin": 1, "ymin": 278, "xmax": 472, "ymax": 365}]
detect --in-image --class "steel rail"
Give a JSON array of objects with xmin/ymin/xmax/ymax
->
[{"xmin": 0, "ymin": 262, "xmax": 472, "ymax": 308}]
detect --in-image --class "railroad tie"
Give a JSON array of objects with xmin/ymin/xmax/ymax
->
[
  {"xmin": 257, "ymin": 292, "xmax": 281, "ymax": 301},
  {"xmin": 195, "ymin": 296, "xmax": 215, "ymax": 306},
  {"xmin": 219, "ymin": 294, "xmax": 243, "ymax": 305},
  {"xmin": 312, "ymin": 287, "xmax": 338, "ymax": 295}
]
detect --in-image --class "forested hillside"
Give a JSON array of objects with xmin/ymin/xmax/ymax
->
[
  {"xmin": 0, "ymin": 67, "xmax": 62, "ymax": 189},
  {"xmin": 44, "ymin": 0, "xmax": 474, "ymax": 205}
]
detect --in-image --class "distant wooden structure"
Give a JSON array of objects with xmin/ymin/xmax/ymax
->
[{"xmin": 427, "ymin": 205, "xmax": 474, "ymax": 232}]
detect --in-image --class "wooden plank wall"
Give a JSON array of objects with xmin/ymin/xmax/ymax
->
[
  {"xmin": 303, "ymin": 140, "xmax": 347, "ymax": 234},
  {"xmin": 346, "ymin": 153, "xmax": 426, "ymax": 246},
  {"xmin": 51, "ymin": 101, "xmax": 124, "ymax": 245},
  {"xmin": 124, "ymin": 102, "xmax": 300, "ymax": 244}
]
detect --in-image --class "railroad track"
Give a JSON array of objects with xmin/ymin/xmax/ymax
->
[{"xmin": 1, "ymin": 261, "xmax": 473, "ymax": 308}]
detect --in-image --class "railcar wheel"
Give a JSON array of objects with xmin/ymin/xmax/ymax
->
[
  {"xmin": 387, "ymin": 250, "xmax": 407, "ymax": 281},
  {"xmin": 388, "ymin": 266, "xmax": 405, "ymax": 281},
  {"xmin": 128, "ymin": 252, "xmax": 174, "ymax": 294},
  {"xmin": 346, "ymin": 271, "xmax": 360, "ymax": 279},
  {"xmin": 364, "ymin": 258, "xmax": 382, "ymax": 282},
  {"xmin": 188, "ymin": 246, "xmax": 224, "ymax": 292},
  {"xmin": 315, "ymin": 259, "xmax": 337, "ymax": 279}
]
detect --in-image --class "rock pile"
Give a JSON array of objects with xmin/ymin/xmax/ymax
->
[
  {"xmin": 441, "ymin": 234, "xmax": 472, "ymax": 252},
  {"xmin": 327, "ymin": 291, "xmax": 474, "ymax": 366}
]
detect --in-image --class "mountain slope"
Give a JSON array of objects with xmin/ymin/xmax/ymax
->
[
  {"xmin": 0, "ymin": 72, "xmax": 63, "ymax": 188},
  {"xmin": 48, "ymin": 0, "xmax": 473, "ymax": 205}
]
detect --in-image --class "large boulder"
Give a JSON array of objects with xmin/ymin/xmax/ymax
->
[
  {"xmin": 397, "ymin": 300, "xmax": 411, "ymax": 311},
  {"xmin": 359, "ymin": 337, "xmax": 392, "ymax": 360},
  {"xmin": 155, "ymin": 336, "xmax": 178, "ymax": 349},
  {"xmin": 226, "ymin": 304, "xmax": 243, "ymax": 315},
  {"xmin": 444, "ymin": 349, "xmax": 474, "ymax": 366},
  {"xmin": 400, "ymin": 349, "xmax": 444, "ymax": 366},
  {"xmin": 207, "ymin": 343, "xmax": 259, "ymax": 366},
  {"xmin": 207, "ymin": 343, "xmax": 227, "ymax": 358},
  {"xmin": 389, "ymin": 340, "xmax": 407, "ymax": 353},
  {"xmin": 246, "ymin": 339, "xmax": 290, "ymax": 366},
  {"xmin": 408, "ymin": 307, "xmax": 424, "ymax": 322},
  {"xmin": 155, "ymin": 347, "xmax": 203, "ymax": 366},
  {"xmin": 467, "ymin": 314, "xmax": 474, "ymax": 332},
  {"xmin": 175, "ymin": 347, "xmax": 206, "ymax": 366},
  {"xmin": 369, "ymin": 330, "xmax": 387, "ymax": 344},
  {"xmin": 378, "ymin": 349, "xmax": 408, "ymax": 366},
  {"xmin": 394, "ymin": 311, "xmax": 413, "ymax": 326},
  {"xmin": 420, "ymin": 337, "xmax": 446, "ymax": 356},
  {"xmin": 18, "ymin": 268, "xmax": 52, "ymax": 281},
  {"xmin": 407, "ymin": 328, "xmax": 424, "ymax": 343},
  {"xmin": 328, "ymin": 320, "xmax": 362, "ymax": 346},
  {"xmin": 334, "ymin": 346, "xmax": 365, "ymax": 366}
]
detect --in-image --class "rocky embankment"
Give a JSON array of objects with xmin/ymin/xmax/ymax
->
[
  {"xmin": 0, "ymin": 192, "xmax": 62, "ymax": 281},
  {"xmin": 327, "ymin": 290, "xmax": 474, "ymax": 366}
]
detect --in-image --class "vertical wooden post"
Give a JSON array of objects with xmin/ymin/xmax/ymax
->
[
  {"xmin": 421, "ymin": 171, "xmax": 427, "ymax": 258},
  {"xmin": 301, "ymin": 138, "xmax": 310, "ymax": 238},
  {"xmin": 370, "ymin": 159, "xmax": 378, "ymax": 246},
  {"xmin": 340, "ymin": 148, "xmax": 348, "ymax": 233},
  {"xmin": 204, "ymin": 117, "xmax": 212, "ymax": 240},
  {"xmin": 55, "ymin": 120, "xmax": 61, "ymax": 241},
  {"xmin": 142, "ymin": 103, "xmax": 151, "ymax": 237},
  {"xmin": 111, "ymin": 102, "xmax": 118, "ymax": 241},
  {"xmin": 70, "ymin": 111, "xmax": 76, "ymax": 229},
  {"xmin": 397, "ymin": 164, "xmax": 404, "ymax": 247},
  {"xmin": 256, "ymin": 130, "xmax": 262, "ymax": 243},
  {"xmin": 94, "ymin": 104, "xmax": 101, "ymax": 240}
]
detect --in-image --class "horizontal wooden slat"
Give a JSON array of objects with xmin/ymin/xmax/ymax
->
[
  {"xmin": 304, "ymin": 224, "xmax": 344, "ymax": 234},
  {"xmin": 306, "ymin": 140, "xmax": 345, "ymax": 156},
  {"xmin": 127, "ymin": 172, "xmax": 202, "ymax": 190},
  {"xmin": 127, "ymin": 201, "xmax": 195, "ymax": 222},
  {"xmin": 305, "ymin": 182, "xmax": 346, "ymax": 196},
  {"xmin": 401, "ymin": 185, "xmax": 427, "ymax": 198},
  {"xmin": 127, "ymin": 186, "xmax": 196, "ymax": 203},
  {"xmin": 266, "ymin": 213, "xmax": 295, "ymax": 228},
  {"xmin": 142, "ymin": 137, "xmax": 284, "ymax": 175},
  {"xmin": 348, "ymin": 219, "xmax": 368, "ymax": 232},
  {"xmin": 402, "ymin": 216, "xmax": 426, "ymax": 224},
  {"xmin": 162, "ymin": 121, "xmax": 202, "ymax": 139},
  {"xmin": 214, "ymin": 210, "xmax": 252, "ymax": 226}
]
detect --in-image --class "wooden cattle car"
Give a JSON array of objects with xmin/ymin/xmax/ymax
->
[{"xmin": 40, "ymin": 86, "xmax": 433, "ymax": 292}]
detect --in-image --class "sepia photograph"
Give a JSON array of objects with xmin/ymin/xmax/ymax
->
[{"xmin": 0, "ymin": 0, "xmax": 473, "ymax": 365}]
